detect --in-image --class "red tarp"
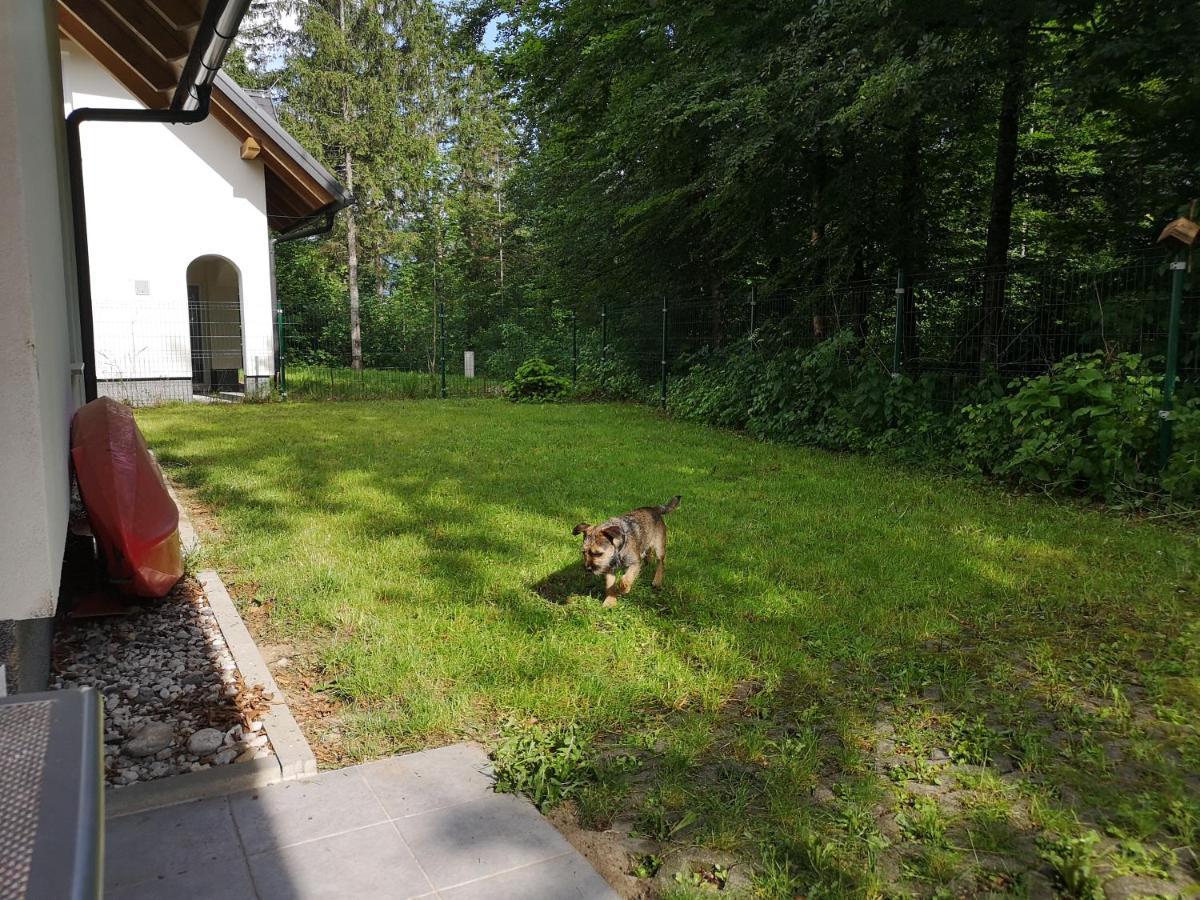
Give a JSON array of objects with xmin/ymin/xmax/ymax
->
[{"xmin": 71, "ymin": 398, "xmax": 182, "ymax": 598}]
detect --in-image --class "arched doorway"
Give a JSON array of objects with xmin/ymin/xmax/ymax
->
[{"xmin": 186, "ymin": 255, "xmax": 243, "ymax": 394}]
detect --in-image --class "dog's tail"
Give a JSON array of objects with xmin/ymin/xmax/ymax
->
[{"xmin": 659, "ymin": 495, "xmax": 681, "ymax": 515}]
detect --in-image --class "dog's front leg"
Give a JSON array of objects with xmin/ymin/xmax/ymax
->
[
  {"xmin": 603, "ymin": 573, "xmax": 619, "ymax": 608},
  {"xmin": 619, "ymin": 562, "xmax": 641, "ymax": 595}
]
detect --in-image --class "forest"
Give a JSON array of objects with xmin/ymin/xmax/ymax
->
[{"xmin": 233, "ymin": 0, "xmax": 1199, "ymax": 379}]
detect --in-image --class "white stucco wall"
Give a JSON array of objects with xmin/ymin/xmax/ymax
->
[
  {"xmin": 0, "ymin": 0, "xmax": 81, "ymax": 622},
  {"xmin": 62, "ymin": 41, "xmax": 275, "ymax": 391}
]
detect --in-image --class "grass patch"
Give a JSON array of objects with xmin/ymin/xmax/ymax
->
[
  {"xmin": 283, "ymin": 366, "xmax": 499, "ymax": 401},
  {"xmin": 137, "ymin": 399, "xmax": 1200, "ymax": 894}
]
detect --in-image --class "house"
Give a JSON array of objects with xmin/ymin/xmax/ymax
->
[
  {"xmin": 1, "ymin": 0, "xmax": 346, "ymax": 694},
  {"xmin": 61, "ymin": 17, "xmax": 349, "ymax": 405}
]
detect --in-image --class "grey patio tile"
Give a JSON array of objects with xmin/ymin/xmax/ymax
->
[
  {"xmin": 395, "ymin": 792, "xmax": 574, "ymax": 889},
  {"xmin": 247, "ymin": 821, "xmax": 434, "ymax": 900},
  {"xmin": 440, "ymin": 853, "xmax": 619, "ymax": 900},
  {"xmin": 105, "ymin": 796, "xmax": 243, "ymax": 890},
  {"xmin": 105, "ymin": 858, "xmax": 258, "ymax": 900},
  {"xmin": 361, "ymin": 742, "xmax": 494, "ymax": 819},
  {"xmin": 230, "ymin": 766, "xmax": 388, "ymax": 856}
]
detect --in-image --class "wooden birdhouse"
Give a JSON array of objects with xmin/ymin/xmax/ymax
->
[
  {"xmin": 240, "ymin": 137, "xmax": 261, "ymax": 160},
  {"xmin": 1158, "ymin": 216, "xmax": 1199, "ymax": 249}
]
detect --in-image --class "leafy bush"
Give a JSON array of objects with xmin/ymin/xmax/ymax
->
[
  {"xmin": 506, "ymin": 357, "xmax": 571, "ymax": 402},
  {"xmin": 573, "ymin": 349, "xmax": 654, "ymax": 403},
  {"xmin": 670, "ymin": 327, "xmax": 954, "ymax": 459},
  {"xmin": 959, "ymin": 353, "xmax": 1162, "ymax": 498},
  {"xmin": 669, "ymin": 344, "xmax": 761, "ymax": 429},
  {"xmin": 1162, "ymin": 398, "xmax": 1200, "ymax": 501},
  {"xmin": 661, "ymin": 324, "xmax": 1199, "ymax": 505},
  {"xmin": 492, "ymin": 718, "xmax": 595, "ymax": 810},
  {"xmin": 1038, "ymin": 832, "xmax": 1106, "ymax": 899}
]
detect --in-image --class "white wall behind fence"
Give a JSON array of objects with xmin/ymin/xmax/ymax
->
[{"xmin": 62, "ymin": 39, "xmax": 274, "ymax": 384}]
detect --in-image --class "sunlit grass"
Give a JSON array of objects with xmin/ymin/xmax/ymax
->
[
  {"xmin": 282, "ymin": 365, "xmax": 501, "ymax": 401},
  {"xmin": 137, "ymin": 399, "xmax": 1200, "ymax": 894}
]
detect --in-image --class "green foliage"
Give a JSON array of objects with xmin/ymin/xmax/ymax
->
[
  {"xmin": 573, "ymin": 351, "xmax": 653, "ymax": 404},
  {"xmin": 669, "ymin": 327, "xmax": 954, "ymax": 462},
  {"xmin": 1038, "ymin": 832, "xmax": 1106, "ymax": 899},
  {"xmin": 960, "ymin": 353, "xmax": 1163, "ymax": 498},
  {"xmin": 633, "ymin": 794, "xmax": 698, "ymax": 842},
  {"xmin": 506, "ymin": 357, "xmax": 571, "ymax": 402},
  {"xmin": 492, "ymin": 718, "xmax": 595, "ymax": 811},
  {"xmin": 1162, "ymin": 398, "xmax": 1200, "ymax": 501},
  {"xmin": 946, "ymin": 716, "xmax": 999, "ymax": 766},
  {"xmin": 631, "ymin": 854, "xmax": 663, "ymax": 879},
  {"xmin": 666, "ymin": 332, "xmax": 1198, "ymax": 504},
  {"xmin": 673, "ymin": 864, "xmax": 729, "ymax": 891},
  {"xmin": 895, "ymin": 796, "xmax": 948, "ymax": 847}
]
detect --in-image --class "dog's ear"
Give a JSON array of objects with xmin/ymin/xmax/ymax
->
[
  {"xmin": 572, "ymin": 523, "xmax": 590, "ymax": 536},
  {"xmin": 600, "ymin": 524, "xmax": 622, "ymax": 543}
]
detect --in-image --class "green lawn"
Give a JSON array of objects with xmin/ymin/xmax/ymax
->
[
  {"xmin": 282, "ymin": 365, "xmax": 502, "ymax": 400},
  {"xmin": 138, "ymin": 400, "xmax": 1200, "ymax": 897}
]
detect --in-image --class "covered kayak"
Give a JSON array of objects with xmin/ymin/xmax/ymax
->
[{"xmin": 70, "ymin": 398, "xmax": 182, "ymax": 598}]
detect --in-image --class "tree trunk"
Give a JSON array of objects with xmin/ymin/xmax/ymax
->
[
  {"xmin": 495, "ymin": 150, "xmax": 505, "ymax": 291},
  {"xmin": 340, "ymin": 0, "xmax": 362, "ymax": 371},
  {"xmin": 345, "ymin": 159, "xmax": 362, "ymax": 370},
  {"xmin": 850, "ymin": 249, "xmax": 869, "ymax": 340},
  {"xmin": 708, "ymin": 275, "xmax": 724, "ymax": 348},
  {"xmin": 897, "ymin": 118, "xmax": 923, "ymax": 367},
  {"xmin": 979, "ymin": 20, "xmax": 1030, "ymax": 370}
]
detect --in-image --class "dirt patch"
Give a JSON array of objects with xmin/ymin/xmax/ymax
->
[
  {"xmin": 164, "ymin": 476, "xmax": 223, "ymax": 544},
  {"xmin": 238, "ymin": 598, "xmax": 356, "ymax": 767},
  {"xmin": 547, "ymin": 805, "xmax": 650, "ymax": 898}
]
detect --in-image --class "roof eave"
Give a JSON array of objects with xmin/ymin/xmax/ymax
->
[{"xmin": 212, "ymin": 70, "xmax": 350, "ymax": 208}]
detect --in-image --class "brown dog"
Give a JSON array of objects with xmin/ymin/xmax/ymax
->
[{"xmin": 573, "ymin": 496, "xmax": 681, "ymax": 607}]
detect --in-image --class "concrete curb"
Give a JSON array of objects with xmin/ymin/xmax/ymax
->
[
  {"xmin": 149, "ymin": 453, "xmax": 197, "ymax": 557},
  {"xmin": 163, "ymin": 480, "xmax": 198, "ymax": 558},
  {"xmin": 106, "ymin": 757, "xmax": 280, "ymax": 819},
  {"xmin": 198, "ymin": 570, "xmax": 318, "ymax": 782}
]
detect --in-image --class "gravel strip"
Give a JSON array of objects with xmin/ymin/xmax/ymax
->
[{"xmin": 52, "ymin": 579, "xmax": 273, "ymax": 788}]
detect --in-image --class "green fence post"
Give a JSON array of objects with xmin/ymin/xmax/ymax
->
[
  {"xmin": 748, "ymin": 285, "xmax": 756, "ymax": 341},
  {"xmin": 892, "ymin": 271, "xmax": 906, "ymax": 376},
  {"xmin": 276, "ymin": 304, "xmax": 287, "ymax": 399},
  {"xmin": 439, "ymin": 300, "xmax": 447, "ymax": 399},
  {"xmin": 601, "ymin": 304, "xmax": 608, "ymax": 365},
  {"xmin": 572, "ymin": 309, "xmax": 578, "ymax": 384},
  {"xmin": 1158, "ymin": 255, "xmax": 1186, "ymax": 468},
  {"xmin": 660, "ymin": 296, "xmax": 669, "ymax": 410}
]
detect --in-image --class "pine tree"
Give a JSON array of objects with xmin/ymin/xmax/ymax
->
[{"xmin": 264, "ymin": 0, "xmax": 411, "ymax": 369}]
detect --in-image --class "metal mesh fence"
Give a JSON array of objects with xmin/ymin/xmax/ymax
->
[
  {"xmin": 575, "ymin": 249, "xmax": 1198, "ymax": 411},
  {"xmin": 276, "ymin": 300, "xmax": 576, "ymax": 401},
  {"xmin": 95, "ymin": 248, "xmax": 1197, "ymax": 415},
  {"xmin": 92, "ymin": 299, "xmax": 274, "ymax": 406}
]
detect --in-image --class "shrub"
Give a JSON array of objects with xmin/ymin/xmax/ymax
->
[
  {"xmin": 627, "ymin": 321, "xmax": 1196, "ymax": 505},
  {"xmin": 1162, "ymin": 398, "xmax": 1200, "ymax": 501},
  {"xmin": 669, "ymin": 344, "xmax": 761, "ymax": 429},
  {"xmin": 573, "ymin": 349, "xmax": 653, "ymax": 403},
  {"xmin": 959, "ymin": 352, "xmax": 1162, "ymax": 499},
  {"xmin": 506, "ymin": 357, "xmax": 571, "ymax": 402},
  {"xmin": 492, "ymin": 718, "xmax": 595, "ymax": 811}
]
